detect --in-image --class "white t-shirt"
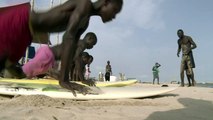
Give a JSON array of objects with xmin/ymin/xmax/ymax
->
[{"xmin": 85, "ymin": 66, "xmax": 90, "ymax": 76}]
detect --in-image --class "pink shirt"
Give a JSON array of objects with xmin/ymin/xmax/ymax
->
[{"xmin": 22, "ymin": 45, "xmax": 55, "ymax": 78}]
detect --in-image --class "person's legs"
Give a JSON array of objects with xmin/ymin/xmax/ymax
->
[
  {"xmin": 153, "ymin": 73, "xmax": 156, "ymax": 84},
  {"xmin": 85, "ymin": 73, "xmax": 90, "ymax": 80},
  {"xmin": 105, "ymin": 73, "xmax": 107, "ymax": 81},
  {"xmin": 180, "ymin": 67, "xmax": 185, "ymax": 86},
  {"xmin": 72, "ymin": 70, "xmax": 77, "ymax": 81},
  {"xmin": 188, "ymin": 68, "xmax": 195, "ymax": 86},
  {"xmin": 180, "ymin": 56, "xmax": 186, "ymax": 87},
  {"xmin": 186, "ymin": 70, "xmax": 192, "ymax": 87},
  {"xmin": 157, "ymin": 75, "xmax": 159, "ymax": 85},
  {"xmin": 153, "ymin": 78, "xmax": 155, "ymax": 84},
  {"xmin": 6, "ymin": 62, "xmax": 26, "ymax": 78},
  {"xmin": 187, "ymin": 76, "xmax": 191, "ymax": 86},
  {"xmin": 105, "ymin": 76, "xmax": 108, "ymax": 81},
  {"xmin": 105, "ymin": 72, "xmax": 110, "ymax": 81},
  {"xmin": 186, "ymin": 56, "xmax": 196, "ymax": 86},
  {"xmin": 50, "ymin": 45, "xmax": 62, "ymax": 60}
]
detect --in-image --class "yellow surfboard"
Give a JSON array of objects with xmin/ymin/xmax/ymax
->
[{"xmin": 0, "ymin": 78, "xmax": 138, "ymax": 87}]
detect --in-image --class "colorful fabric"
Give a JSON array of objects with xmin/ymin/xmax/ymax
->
[
  {"xmin": 0, "ymin": 3, "xmax": 32, "ymax": 62},
  {"xmin": 22, "ymin": 45, "xmax": 55, "ymax": 78}
]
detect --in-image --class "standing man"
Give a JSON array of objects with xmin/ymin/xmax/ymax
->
[
  {"xmin": 152, "ymin": 62, "xmax": 161, "ymax": 85},
  {"xmin": 177, "ymin": 29, "xmax": 197, "ymax": 87},
  {"xmin": 105, "ymin": 60, "xmax": 112, "ymax": 81}
]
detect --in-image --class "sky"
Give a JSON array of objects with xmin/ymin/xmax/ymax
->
[{"xmin": 31, "ymin": 0, "xmax": 213, "ymax": 83}]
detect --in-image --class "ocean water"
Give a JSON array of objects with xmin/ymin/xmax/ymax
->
[{"xmin": 196, "ymin": 83, "xmax": 213, "ymax": 88}]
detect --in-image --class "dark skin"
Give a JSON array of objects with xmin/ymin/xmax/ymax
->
[
  {"xmin": 177, "ymin": 29, "xmax": 197, "ymax": 87},
  {"xmin": 78, "ymin": 55, "xmax": 93, "ymax": 82},
  {"xmin": 105, "ymin": 61, "xmax": 112, "ymax": 81},
  {"xmin": 4, "ymin": 61, "xmax": 26, "ymax": 79},
  {"xmin": 48, "ymin": 32, "xmax": 97, "ymax": 86},
  {"xmin": 85, "ymin": 55, "xmax": 94, "ymax": 79},
  {"xmin": 50, "ymin": 32, "xmax": 97, "ymax": 61},
  {"xmin": 68, "ymin": 32, "xmax": 97, "ymax": 83},
  {"xmin": 4, "ymin": 32, "xmax": 97, "ymax": 80},
  {"xmin": 48, "ymin": 53, "xmax": 95, "ymax": 86},
  {"xmin": 2, "ymin": 0, "xmax": 122, "ymax": 95},
  {"xmin": 185, "ymin": 67, "xmax": 192, "ymax": 87},
  {"xmin": 29, "ymin": 0, "xmax": 123, "ymax": 96},
  {"xmin": 77, "ymin": 55, "xmax": 93, "ymax": 81},
  {"xmin": 72, "ymin": 53, "xmax": 95, "ymax": 86},
  {"xmin": 0, "ymin": 54, "xmax": 26, "ymax": 79}
]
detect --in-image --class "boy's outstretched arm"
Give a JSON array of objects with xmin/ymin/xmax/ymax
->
[{"xmin": 59, "ymin": 3, "xmax": 90, "ymax": 96}]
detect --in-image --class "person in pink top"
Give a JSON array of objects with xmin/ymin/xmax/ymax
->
[
  {"xmin": 22, "ymin": 44, "xmax": 54, "ymax": 78},
  {"xmin": 22, "ymin": 32, "xmax": 97, "ymax": 81}
]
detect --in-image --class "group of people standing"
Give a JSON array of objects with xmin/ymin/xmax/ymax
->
[{"xmin": 152, "ymin": 29, "xmax": 197, "ymax": 87}]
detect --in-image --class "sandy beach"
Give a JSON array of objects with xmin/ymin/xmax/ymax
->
[{"xmin": 0, "ymin": 84, "xmax": 212, "ymax": 120}]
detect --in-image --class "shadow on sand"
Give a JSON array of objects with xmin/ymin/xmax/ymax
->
[
  {"xmin": 145, "ymin": 98, "xmax": 213, "ymax": 120},
  {"xmin": 141, "ymin": 93, "xmax": 179, "ymax": 99}
]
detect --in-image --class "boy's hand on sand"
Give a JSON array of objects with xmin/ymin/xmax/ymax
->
[
  {"xmin": 82, "ymin": 79, "xmax": 96, "ymax": 87},
  {"xmin": 59, "ymin": 81, "xmax": 92, "ymax": 96}
]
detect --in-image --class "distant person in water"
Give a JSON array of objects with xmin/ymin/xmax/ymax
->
[
  {"xmin": 177, "ymin": 29, "xmax": 197, "ymax": 87},
  {"xmin": 105, "ymin": 60, "xmax": 112, "ymax": 81},
  {"xmin": 152, "ymin": 62, "xmax": 161, "ymax": 85}
]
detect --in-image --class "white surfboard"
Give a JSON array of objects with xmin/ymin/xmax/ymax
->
[{"xmin": 0, "ymin": 83, "xmax": 179, "ymax": 100}]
